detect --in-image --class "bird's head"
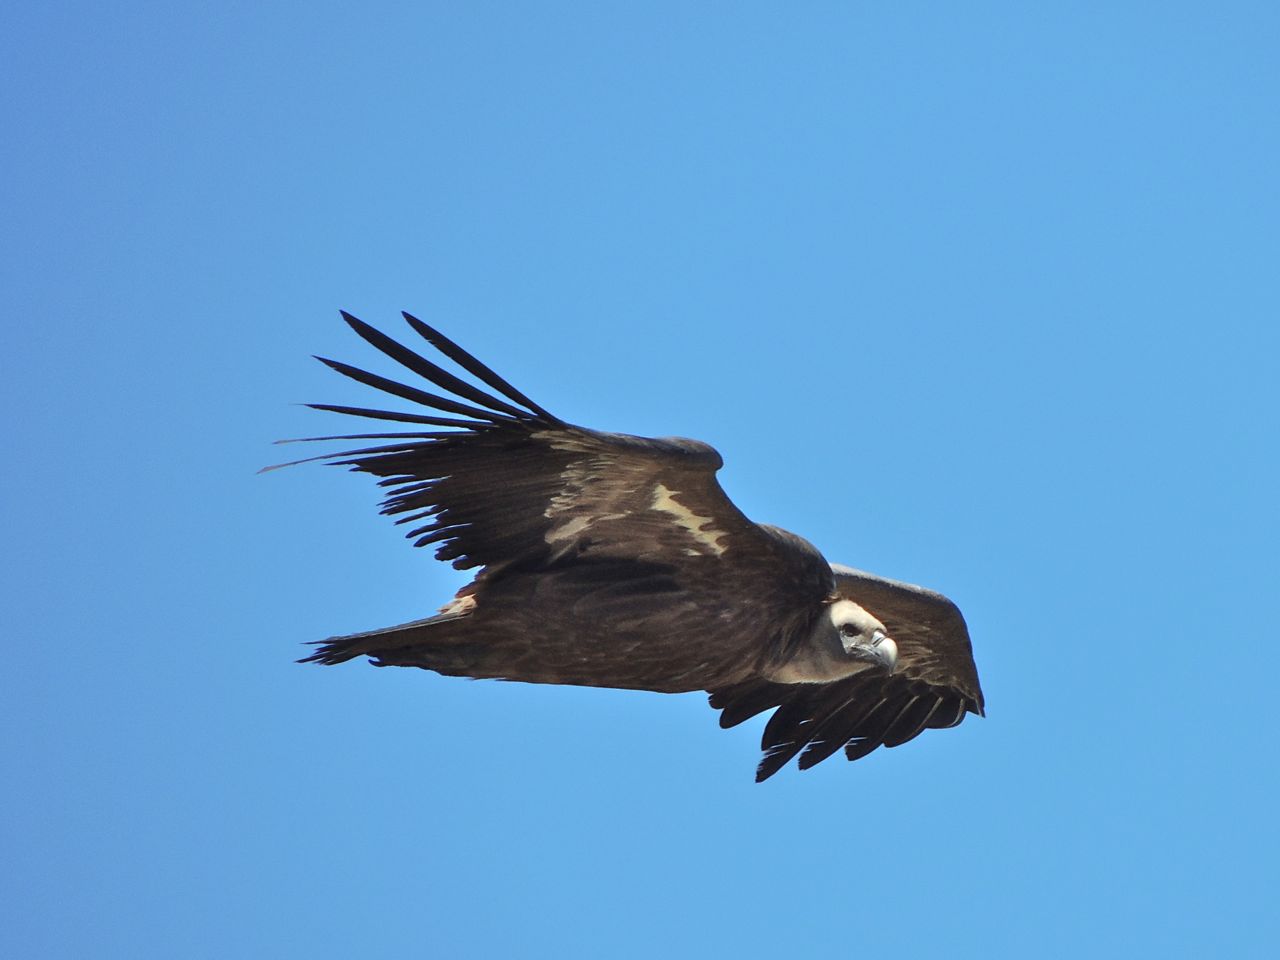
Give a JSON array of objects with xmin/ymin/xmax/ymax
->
[{"xmin": 828, "ymin": 599, "xmax": 898, "ymax": 674}]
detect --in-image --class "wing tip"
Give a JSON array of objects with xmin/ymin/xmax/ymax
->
[{"xmin": 297, "ymin": 637, "xmax": 367, "ymax": 666}]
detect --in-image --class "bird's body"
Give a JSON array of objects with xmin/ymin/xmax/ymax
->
[{"xmin": 275, "ymin": 312, "xmax": 984, "ymax": 780}]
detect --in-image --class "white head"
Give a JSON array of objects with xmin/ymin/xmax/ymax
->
[{"xmin": 828, "ymin": 599, "xmax": 898, "ymax": 674}]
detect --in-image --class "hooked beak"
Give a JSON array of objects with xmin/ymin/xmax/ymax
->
[{"xmin": 844, "ymin": 629, "xmax": 899, "ymax": 674}]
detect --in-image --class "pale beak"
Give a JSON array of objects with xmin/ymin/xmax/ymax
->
[
  {"xmin": 844, "ymin": 629, "xmax": 898, "ymax": 674},
  {"xmin": 870, "ymin": 631, "xmax": 898, "ymax": 674}
]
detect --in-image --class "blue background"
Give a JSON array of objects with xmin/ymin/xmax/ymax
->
[{"xmin": 4, "ymin": 2, "xmax": 1277, "ymax": 957}]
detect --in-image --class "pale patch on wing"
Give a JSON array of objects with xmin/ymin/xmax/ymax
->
[
  {"xmin": 543, "ymin": 456, "xmax": 604, "ymax": 546},
  {"xmin": 650, "ymin": 483, "xmax": 727, "ymax": 556},
  {"xmin": 536, "ymin": 430, "xmax": 599, "ymax": 454},
  {"xmin": 542, "ymin": 454, "xmax": 635, "ymax": 549},
  {"xmin": 545, "ymin": 511, "xmax": 630, "ymax": 544},
  {"xmin": 438, "ymin": 593, "xmax": 477, "ymax": 616},
  {"xmin": 545, "ymin": 515, "xmax": 593, "ymax": 543},
  {"xmin": 536, "ymin": 434, "xmax": 728, "ymax": 557}
]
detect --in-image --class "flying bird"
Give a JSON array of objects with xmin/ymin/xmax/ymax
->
[{"xmin": 275, "ymin": 312, "xmax": 984, "ymax": 780}]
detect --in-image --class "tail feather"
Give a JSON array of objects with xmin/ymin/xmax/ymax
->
[{"xmin": 298, "ymin": 612, "xmax": 468, "ymax": 666}]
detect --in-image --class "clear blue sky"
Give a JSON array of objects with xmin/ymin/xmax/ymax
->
[{"xmin": 3, "ymin": 3, "xmax": 1277, "ymax": 957}]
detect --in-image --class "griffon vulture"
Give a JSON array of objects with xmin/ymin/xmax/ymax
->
[{"xmin": 273, "ymin": 312, "xmax": 984, "ymax": 780}]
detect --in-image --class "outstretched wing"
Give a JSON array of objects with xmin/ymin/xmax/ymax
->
[
  {"xmin": 270, "ymin": 311, "xmax": 832, "ymax": 611},
  {"xmin": 710, "ymin": 566, "xmax": 984, "ymax": 781}
]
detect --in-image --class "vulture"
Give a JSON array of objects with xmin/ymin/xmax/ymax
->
[{"xmin": 274, "ymin": 312, "xmax": 984, "ymax": 781}]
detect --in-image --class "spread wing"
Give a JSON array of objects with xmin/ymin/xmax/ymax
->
[
  {"xmin": 270, "ymin": 311, "xmax": 832, "ymax": 623},
  {"xmin": 710, "ymin": 566, "xmax": 984, "ymax": 781}
]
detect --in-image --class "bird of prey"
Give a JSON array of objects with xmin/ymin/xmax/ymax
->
[{"xmin": 275, "ymin": 311, "xmax": 984, "ymax": 781}]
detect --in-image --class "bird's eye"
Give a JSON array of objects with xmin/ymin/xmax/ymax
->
[{"xmin": 839, "ymin": 623, "xmax": 859, "ymax": 638}]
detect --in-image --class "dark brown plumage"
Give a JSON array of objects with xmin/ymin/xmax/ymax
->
[{"xmin": 274, "ymin": 311, "xmax": 984, "ymax": 780}]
